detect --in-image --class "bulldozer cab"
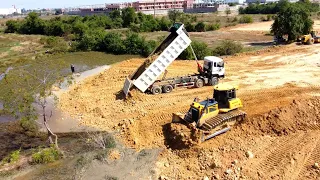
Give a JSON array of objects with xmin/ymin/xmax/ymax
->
[
  {"xmin": 213, "ymin": 84, "xmax": 237, "ymax": 109},
  {"xmin": 190, "ymin": 99, "xmax": 219, "ymax": 125}
]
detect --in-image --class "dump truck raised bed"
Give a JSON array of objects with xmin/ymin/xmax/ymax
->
[{"xmin": 122, "ymin": 23, "xmax": 225, "ymax": 97}]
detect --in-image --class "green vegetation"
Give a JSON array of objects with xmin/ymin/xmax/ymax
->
[
  {"xmin": 32, "ymin": 146, "xmax": 61, "ymax": 164},
  {"xmin": 212, "ymin": 40, "xmax": 244, "ymax": 56},
  {"xmin": 239, "ymin": 0, "xmax": 320, "ymax": 14},
  {"xmin": 1, "ymin": 149, "xmax": 21, "ymax": 165},
  {"xmin": 179, "ymin": 41, "xmax": 210, "ymax": 60},
  {"xmin": 272, "ymin": 1, "xmax": 314, "ymax": 41},
  {"xmin": 239, "ymin": 15, "xmax": 253, "ymax": 24}
]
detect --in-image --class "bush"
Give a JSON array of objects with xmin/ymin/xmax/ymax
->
[
  {"xmin": 102, "ymin": 32, "xmax": 125, "ymax": 54},
  {"xmin": 195, "ymin": 22, "xmax": 206, "ymax": 32},
  {"xmin": 158, "ymin": 17, "xmax": 171, "ymax": 31},
  {"xmin": 232, "ymin": 17, "xmax": 238, "ymax": 23},
  {"xmin": 179, "ymin": 41, "xmax": 210, "ymax": 60},
  {"xmin": 1, "ymin": 150, "xmax": 20, "ymax": 165},
  {"xmin": 212, "ymin": 40, "xmax": 243, "ymax": 56},
  {"xmin": 20, "ymin": 116, "xmax": 37, "ymax": 133},
  {"xmin": 32, "ymin": 146, "xmax": 61, "ymax": 164},
  {"xmin": 5, "ymin": 20, "xmax": 20, "ymax": 33},
  {"xmin": 205, "ymin": 23, "xmax": 220, "ymax": 31},
  {"xmin": 185, "ymin": 22, "xmax": 195, "ymax": 32},
  {"xmin": 40, "ymin": 36, "xmax": 68, "ymax": 53},
  {"xmin": 239, "ymin": 15, "xmax": 253, "ymax": 24}
]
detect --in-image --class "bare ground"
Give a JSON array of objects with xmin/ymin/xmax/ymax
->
[{"xmin": 57, "ymin": 41, "xmax": 320, "ymax": 179}]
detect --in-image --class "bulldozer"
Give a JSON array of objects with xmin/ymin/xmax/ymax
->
[
  {"xmin": 171, "ymin": 84, "xmax": 246, "ymax": 145},
  {"xmin": 297, "ymin": 31, "xmax": 320, "ymax": 45}
]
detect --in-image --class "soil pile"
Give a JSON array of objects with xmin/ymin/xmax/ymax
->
[{"xmin": 243, "ymin": 98, "xmax": 320, "ymax": 136}]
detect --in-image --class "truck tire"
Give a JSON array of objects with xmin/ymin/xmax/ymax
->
[
  {"xmin": 195, "ymin": 79, "xmax": 204, "ymax": 88},
  {"xmin": 151, "ymin": 86, "xmax": 162, "ymax": 95},
  {"xmin": 162, "ymin": 85, "xmax": 173, "ymax": 93},
  {"xmin": 209, "ymin": 77, "xmax": 218, "ymax": 86}
]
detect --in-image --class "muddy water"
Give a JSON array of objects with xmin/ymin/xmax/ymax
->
[{"xmin": 35, "ymin": 65, "xmax": 110, "ymax": 133}]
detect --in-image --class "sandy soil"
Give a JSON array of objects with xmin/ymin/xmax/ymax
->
[
  {"xmin": 230, "ymin": 20, "xmax": 320, "ymax": 32},
  {"xmin": 58, "ymin": 41, "xmax": 320, "ymax": 179}
]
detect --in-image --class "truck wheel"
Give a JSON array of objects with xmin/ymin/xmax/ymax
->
[
  {"xmin": 151, "ymin": 86, "xmax": 162, "ymax": 95},
  {"xmin": 195, "ymin": 79, "xmax": 204, "ymax": 88},
  {"xmin": 162, "ymin": 85, "xmax": 173, "ymax": 93},
  {"xmin": 210, "ymin": 77, "xmax": 218, "ymax": 86}
]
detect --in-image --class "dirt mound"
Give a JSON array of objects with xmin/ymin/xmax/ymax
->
[
  {"xmin": 243, "ymin": 98, "xmax": 320, "ymax": 136},
  {"xmin": 163, "ymin": 122, "xmax": 201, "ymax": 149}
]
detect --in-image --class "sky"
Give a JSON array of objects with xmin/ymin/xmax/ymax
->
[{"xmin": 1, "ymin": 0, "xmax": 129, "ymax": 9}]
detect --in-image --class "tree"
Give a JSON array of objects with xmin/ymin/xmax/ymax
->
[
  {"xmin": 2, "ymin": 61, "xmax": 65, "ymax": 150},
  {"xmin": 109, "ymin": 10, "xmax": 121, "ymax": 20},
  {"xmin": 121, "ymin": 7, "xmax": 137, "ymax": 27},
  {"xmin": 168, "ymin": 10, "xmax": 183, "ymax": 22},
  {"xmin": 18, "ymin": 12, "xmax": 46, "ymax": 34},
  {"xmin": 225, "ymin": 8, "xmax": 231, "ymax": 16},
  {"xmin": 271, "ymin": 3, "xmax": 313, "ymax": 41}
]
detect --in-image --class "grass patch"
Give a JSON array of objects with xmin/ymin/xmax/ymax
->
[
  {"xmin": 31, "ymin": 146, "xmax": 61, "ymax": 164},
  {"xmin": 1, "ymin": 149, "xmax": 20, "ymax": 165}
]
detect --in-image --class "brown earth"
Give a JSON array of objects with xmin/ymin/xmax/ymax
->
[{"xmin": 59, "ymin": 42, "xmax": 320, "ymax": 179}]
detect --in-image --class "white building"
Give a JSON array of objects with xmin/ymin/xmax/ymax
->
[{"xmin": 0, "ymin": 8, "xmax": 21, "ymax": 15}]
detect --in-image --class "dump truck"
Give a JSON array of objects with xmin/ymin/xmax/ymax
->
[
  {"xmin": 122, "ymin": 23, "xmax": 225, "ymax": 97},
  {"xmin": 171, "ymin": 84, "xmax": 246, "ymax": 145}
]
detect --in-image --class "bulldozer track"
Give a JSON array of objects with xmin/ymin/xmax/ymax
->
[{"xmin": 201, "ymin": 109, "xmax": 246, "ymax": 131}]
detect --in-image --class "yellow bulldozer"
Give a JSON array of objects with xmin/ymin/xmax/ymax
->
[
  {"xmin": 297, "ymin": 31, "xmax": 320, "ymax": 45},
  {"xmin": 171, "ymin": 84, "xmax": 246, "ymax": 144}
]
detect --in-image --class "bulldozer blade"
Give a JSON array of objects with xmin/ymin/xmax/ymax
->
[
  {"xmin": 201, "ymin": 127, "xmax": 231, "ymax": 142},
  {"xmin": 172, "ymin": 113, "xmax": 185, "ymax": 123}
]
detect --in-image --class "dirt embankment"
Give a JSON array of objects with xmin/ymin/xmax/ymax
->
[{"xmin": 58, "ymin": 43, "xmax": 320, "ymax": 179}]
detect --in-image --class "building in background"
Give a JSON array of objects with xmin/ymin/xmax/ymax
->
[{"xmin": 0, "ymin": 6, "xmax": 22, "ymax": 16}]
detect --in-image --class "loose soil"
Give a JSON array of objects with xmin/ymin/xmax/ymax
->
[{"xmin": 58, "ymin": 41, "xmax": 320, "ymax": 179}]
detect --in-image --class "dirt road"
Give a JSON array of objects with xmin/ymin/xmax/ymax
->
[
  {"xmin": 230, "ymin": 20, "xmax": 320, "ymax": 32},
  {"xmin": 59, "ymin": 43, "xmax": 320, "ymax": 179}
]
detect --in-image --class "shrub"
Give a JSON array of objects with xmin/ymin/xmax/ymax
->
[
  {"xmin": 239, "ymin": 15, "xmax": 253, "ymax": 24},
  {"xmin": 195, "ymin": 22, "xmax": 206, "ymax": 32},
  {"xmin": 179, "ymin": 40, "xmax": 210, "ymax": 60},
  {"xmin": 40, "ymin": 36, "xmax": 68, "ymax": 53},
  {"xmin": 124, "ymin": 32, "xmax": 146, "ymax": 55},
  {"xmin": 205, "ymin": 23, "xmax": 220, "ymax": 31},
  {"xmin": 129, "ymin": 23, "xmax": 140, "ymax": 32},
  {"xmin": 5, "ymin": 20, "xmax": 20, "ymax": 33},
  {"xmin": 212, "ymin": 40, "xmax": 243, "ymax": 56},
  {"xmin": 232, "ymin": 17, "xmax": 238, "ymax": 23},
  {"xmin": 1, "ymin": 150, "xmax": 20, "ymax": 165},
  {"xmin": 158, "ymin": 17, "xmax": 171, "ymax": 31},
  {"xmin": 185, "ymin": 22, "xmax": 195, "ymax": 32},
  {"xmin": 20, "ymin": 116, "xmax": 37, "ymax": 133},
  {"xmin": 102, "ymin": 32, "xmax": 125, "ymax": 54},
  {"xmin": 87, "ymin": 132, "xmax": 116, "ymax": 149},
  {"xmin": 32, "ymin": 146, "xmax": 61, "ymax": 164}
]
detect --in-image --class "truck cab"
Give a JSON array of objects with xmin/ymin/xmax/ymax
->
[{"xmin": 202, "ymin": 56, "xmax": 225, "ymax": 85}]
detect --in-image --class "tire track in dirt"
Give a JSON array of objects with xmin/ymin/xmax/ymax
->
[
  {"xmin": 246, "ymin": 133, "xmax": 313, "ymax": 179},
  {"xmin": 290, "ymin": 132, "xmax": 320, "ymax": 180}
]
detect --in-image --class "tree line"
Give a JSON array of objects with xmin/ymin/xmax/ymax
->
[{"xmin": 239, "ymin": 0, "xmax": 319, "ymax": 14}]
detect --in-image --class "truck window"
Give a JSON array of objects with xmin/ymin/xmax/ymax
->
[
  {"xmin": 214, "ymin": 62, "xmax": 216, "ymax": 67},
  {"xmin": 217, "ymin": 61, "xmax": 224, "ymax": 67}
]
